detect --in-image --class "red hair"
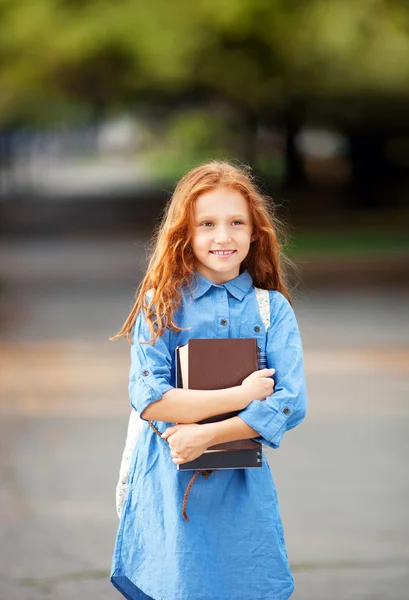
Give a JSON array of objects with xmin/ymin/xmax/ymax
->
[{"xmin": 111, "ymin": 161, "xmax": 294, "ymax": 344}]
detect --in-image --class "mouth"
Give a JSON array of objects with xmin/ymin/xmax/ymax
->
[{"xmin": 209, "ymin": 250, "xmax": 237, "ymax": 258}]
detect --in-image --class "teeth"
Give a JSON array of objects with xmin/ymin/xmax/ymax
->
[{"xmin": 212, "ymin": 250, "xmax": 235, "ymax": 255}]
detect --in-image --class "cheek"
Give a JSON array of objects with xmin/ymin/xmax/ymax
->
[
  {"xmin": 191, "ymin": 233, "xmax": 208, "ymax": 250},
  {"xmin": 236, "ymin": 231, "xmax": 252, "ymax": 249}
]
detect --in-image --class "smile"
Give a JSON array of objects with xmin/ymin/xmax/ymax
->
[{"xmin": 210, "ymin": 250, "xmax": 236, "ymax": 257}]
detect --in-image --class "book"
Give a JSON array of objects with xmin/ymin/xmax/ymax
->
[{"xmin": 175, "ymin": 338, "xmax": 262, "ymax": 471}]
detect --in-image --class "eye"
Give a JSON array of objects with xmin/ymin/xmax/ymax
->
[
  {"xmin": 232, "ymin": 220, "xmax": 244, "ymax": 226},
  {"xmin": 200, "ymin": 221, "xmax": 214, "ymax": 227}
]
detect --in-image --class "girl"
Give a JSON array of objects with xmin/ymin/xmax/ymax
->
[{"xmin": 110, "ymin": 161, "xmax": 307, "ymax": 600}]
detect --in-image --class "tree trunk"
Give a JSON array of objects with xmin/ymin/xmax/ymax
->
[
  {"xmin": 242, "ymin": 110, "xmax": 258, "ymax": 166},
  {"xmin": 283, "ymin": 101, "xmax": 306, "ymax": 189},
  {"xmin": 347, "ymin": 130, "xmax": 392, "ymax": 209}
]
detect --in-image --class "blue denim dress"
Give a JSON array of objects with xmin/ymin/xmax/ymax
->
[{"xmin": 111, "ymin": 270, "xmax": 307, "ymax": 600}]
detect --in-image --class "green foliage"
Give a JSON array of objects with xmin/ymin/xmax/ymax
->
[
  {"xmin": 166, "ymin": 111, "xmax": 224, "ymax": 154},
  {"xmin": 143, "ymin": 108, "xmax": 238, "ymax": 183},
  {"xmin": 288, "ymin": 231, "xmax": 409, "ymax": 256},
  {"xmin": 0, "ymin": 0, "xmax": 408, "ymax": 123}
]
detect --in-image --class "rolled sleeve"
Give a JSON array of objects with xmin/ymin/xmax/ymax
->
[
  {"xmin": 128, "ymin": 308, "xmax": 173, "ymax": 420},
  {"xmin": 238, "ymin": 292, "xmax": 307, "ymax": 449}
]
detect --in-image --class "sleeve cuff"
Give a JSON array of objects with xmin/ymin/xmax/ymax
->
[
  {"xmin": 237, "ymin": 400, "xmax": 290, "ymax": 448},
  {"xmin": 130, "ymin": 364, "xmax": 173, "ymax": 420}
]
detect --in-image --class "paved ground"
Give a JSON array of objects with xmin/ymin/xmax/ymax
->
[{"xmin": 0, "ymin": 235, "xmax": 408, "ymax": 600}]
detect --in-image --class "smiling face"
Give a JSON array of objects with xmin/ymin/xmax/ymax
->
[{"xmin": 191, "ymin": 186, "xmax": 253, "ymax": 284}]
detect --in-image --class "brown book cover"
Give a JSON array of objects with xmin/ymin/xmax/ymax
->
[{"xmin": 175, "ymin": 338, "xmax": 262, "ymax": 455}]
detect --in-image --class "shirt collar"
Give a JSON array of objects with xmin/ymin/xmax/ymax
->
[{"xmin": 188, "ymin": 270, "xmax": 253, "ymax": 301}]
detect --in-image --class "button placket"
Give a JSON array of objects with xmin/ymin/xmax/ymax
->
[{"xmin": 216, "ymin": 288, "xmax": 229, "ymax": 337}]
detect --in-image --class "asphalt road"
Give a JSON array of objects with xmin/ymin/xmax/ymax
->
[{"xmin": 0, "ymin": 236, "xmax": 408, "ymax": 600}]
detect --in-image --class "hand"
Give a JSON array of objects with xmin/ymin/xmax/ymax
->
[
  {"xmin": 241, "ymin": 368, "xmax": 275, "ymax": 401},
  {"xmin": 161, "ymin": 423, "xmax": 212, "ymax": 465}
]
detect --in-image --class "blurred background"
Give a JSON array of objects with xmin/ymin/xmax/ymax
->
[{"xmin": 0, "ymin": 1, "xmax": 408, "ymax": 599}]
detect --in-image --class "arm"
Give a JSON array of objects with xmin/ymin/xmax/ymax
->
[
  {"xmin": 235, "ymin": 292, "xmax": 307, "ymax": 449},
  {"xmin": 203, "ymin": 416, "xmax": 260, "ymax": 446},
  {"xmin": 144, "ymin": 365, "xmax": 275, "ymax": 422},
  {"xmin": 142, "ymin": 386, "xmax": 251, "ymax": 423},
  {"xmin": 161, "ymin": 368, "xmax": 276, "ymax": 463},
  {"xmin": 129, "ymin": 306, "xmax": 252, "ymax": 423}
]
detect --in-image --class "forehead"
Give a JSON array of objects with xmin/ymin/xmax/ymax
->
[{"xmin": 194, "ymin": 187, "xmax": 250, "ymax": 217}]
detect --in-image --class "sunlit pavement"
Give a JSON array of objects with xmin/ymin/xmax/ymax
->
[{"xmin": 0, "ymin": 236, "xmax": 408, "ymax": 600}]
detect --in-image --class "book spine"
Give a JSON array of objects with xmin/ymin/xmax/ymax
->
[
  {"xmin": 177, "ymin": 448, "xmax": 263, "ymax": 471},
  {"xmin": 257, "ymin": 347, "xmax": 268, "ymax": 369},
  {"xmin": 257, "ymin": 449, "xmax": 262, "ymax": 464}
]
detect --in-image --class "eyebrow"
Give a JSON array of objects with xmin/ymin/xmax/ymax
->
[{"xmin": 195, "ymin": 214, "xmax": 248, "ymax": 220}]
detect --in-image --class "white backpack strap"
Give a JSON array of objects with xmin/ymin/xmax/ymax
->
[
  {"xmin": 116, "ymin": 289, "xmax": 155, "ymax": 518},
  {"xmin": 116, "ymin": 409, "xmax": 142, "ymax": 518},
  {"xmin": 254, "ymin": 287, "xmax": 270, "ymax": 332}
]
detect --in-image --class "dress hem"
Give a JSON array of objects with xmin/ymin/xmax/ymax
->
[{"xmin": 111, "ymin": 572, "xmax": 294, "ymax": 600}]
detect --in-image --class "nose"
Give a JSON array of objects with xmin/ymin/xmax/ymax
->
[{"xmin": 214, "ymin": 225, "xmax": 232, "ymax": 244}]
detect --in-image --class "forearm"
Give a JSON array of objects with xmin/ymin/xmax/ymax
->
[
  {"xmin": 140, "ymin": 386, "xmax": 250, "ymax": 423},
  {"xmin": 204, "ymin": 416, "xmax": 260, "ymax": 446}
]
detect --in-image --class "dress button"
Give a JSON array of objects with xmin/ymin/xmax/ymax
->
[
  {"xmin": 220, "ymin": 319, "xmax": 228, "ymax": 326},
  {"xmin": 254, "ymin": 325, "xmax": 260, "ymax": 332},
  {"xmin": 283, "ymin": 407, "xmax": 291, "ymax": 415},
  {"xmin": 142, "ymin": 370, "xmax": 149, "ymax": 376}
]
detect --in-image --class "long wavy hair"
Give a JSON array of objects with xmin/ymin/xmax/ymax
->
[{"xmin": 111, "ymin": 161, "xmax": 294, "ymax": 344}]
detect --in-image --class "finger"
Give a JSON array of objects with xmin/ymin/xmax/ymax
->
[
  {"xmin": 161, "ymin": 427, "xmax": 175, "ymax": 439},
  {"xmin": 162, "ymin": 423, "xmax": 184, "ymax": 439},
  {"xmin": 258, "ymin": 368, "xmax": 275, "ymax": 376}
]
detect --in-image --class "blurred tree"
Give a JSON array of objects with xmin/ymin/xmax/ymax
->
[{"xmin": 0, "ymin": 0, "xmax": 408, "ymax": 187}]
